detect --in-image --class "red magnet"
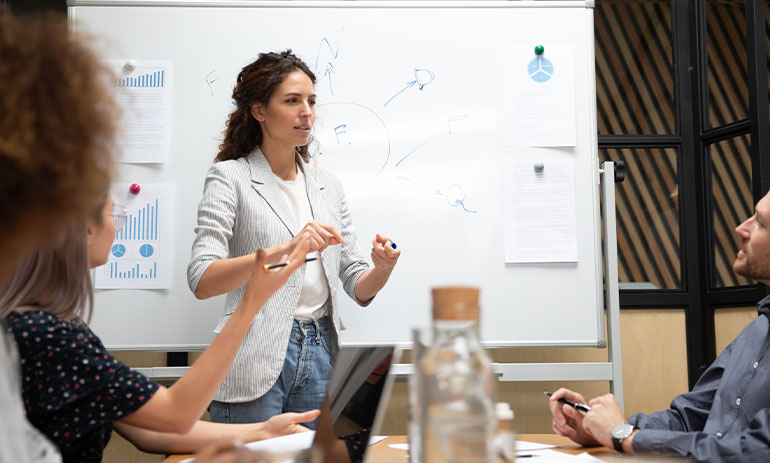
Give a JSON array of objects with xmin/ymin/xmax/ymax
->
[{"xmin": 129, "ymin": 183, "xmax": 141, "ymax": 195}]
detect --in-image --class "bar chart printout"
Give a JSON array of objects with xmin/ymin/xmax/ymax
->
[{"xmin": 94, "ymin": 183, "xmax": 174, "ymax": 289}]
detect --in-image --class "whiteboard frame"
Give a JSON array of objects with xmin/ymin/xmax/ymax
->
[
  {"xmin": 69, "ymin": 0, "xmax": 595, "ymax": 8},
  {"xmin": 69, "ymin": 0, "xmax": 606, "ymax": 351},
  {"xmin": 69, "ymin": 0, "xmax": 622, "ymax": 402}
]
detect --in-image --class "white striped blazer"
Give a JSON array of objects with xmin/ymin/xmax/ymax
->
[{"xmin": 187, "ymin": 148, "xmax": 370, "ymax": 402}]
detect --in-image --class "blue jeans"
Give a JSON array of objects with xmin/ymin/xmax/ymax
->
[{"xmin": 209, "ymin": 317, "xmax": 333, "ymax": 429}]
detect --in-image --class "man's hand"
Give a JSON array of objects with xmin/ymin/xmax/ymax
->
[
  {"xmin": 582, "ymin": 393, "xmax": 630, "ymax": 450},
  {"xmin": 548, "ymin": 388, "xmax": 600, "ymax": 446}
]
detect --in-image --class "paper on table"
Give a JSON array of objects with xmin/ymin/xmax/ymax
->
[
  {"xmin": 516, "ymin": 440, "xmax": 557, "ymax": 451},
  {"xmin": 179, "ymin": 432, "xmax": 315, "ymax": 463},
  {"xmin": 501, "ymin": 46, "xmax": 577, "ymax": 147},
  {"xmin": 243, "ymin": 431, "xmax": 316, "ymax": 453},
  {"xmin": 389, "ymin": 443, "xmax": 411, "ymax": 450},
  {"xmin": 519, "ymin": 449, "xmax": 606, "ymax": 462},
  {"xmin": 180, "ymin": 432, "xmax": 386, "ymax": 463},
  {"xmin": 501, "ymin": 159, "xmax": 578, "ymax": 263},
  {"xmin": 368, "ymin": 435, "xmax": 388, "ymax": 445}
]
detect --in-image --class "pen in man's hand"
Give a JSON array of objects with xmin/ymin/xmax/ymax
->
[{"xmin": 544, "ymin": 391, "xmax": 591, "ymax": 413}]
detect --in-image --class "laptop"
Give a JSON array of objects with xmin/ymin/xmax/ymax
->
[
  {"xmin": 310, "ymin": 346, "xmax": 401, "ymax": 462},
  {"xmin": 181, "ymin": 346, "xmax": 399, "ymax": 463},
  {"xmin": 325, "ymin": 345, "xmax": 399, "ymax": 438}
]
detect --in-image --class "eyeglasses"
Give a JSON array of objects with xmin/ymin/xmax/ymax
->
[{"xmin": 107, "ymin": 204, "xmax": 127, "ymax": 232}]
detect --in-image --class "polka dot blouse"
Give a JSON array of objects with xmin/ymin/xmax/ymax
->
[{"xmin": 6, "ymin": 311, "xmax": 159, "ymax": 463}]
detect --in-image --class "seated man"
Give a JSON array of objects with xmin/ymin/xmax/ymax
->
[{"xmin": 549, "ymin": 190, "xmax": 770, "ymax": 462}]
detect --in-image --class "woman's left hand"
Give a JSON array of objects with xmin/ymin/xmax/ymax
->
[
  {"xmin": 370, "ymin": 233, "xmax": 400, "ymax": 269},
  {"xmin": 260, "ymin": 410, "xmax": 320, "ymax": 440}
]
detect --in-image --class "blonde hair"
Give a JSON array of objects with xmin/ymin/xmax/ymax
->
[{"xmin": 0, "ymin": 220, "xmax": 94, "ymax": 324}]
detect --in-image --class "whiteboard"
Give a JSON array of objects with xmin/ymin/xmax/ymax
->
[{"xmin": 69, "ymin": 0, "xmax": 604, "ymax": 350}]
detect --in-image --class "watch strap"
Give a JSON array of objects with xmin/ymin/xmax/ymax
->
[
  {"xmin": 611, "ymin": 423, "xmax": 635, "ymax": 452},
  {"xmin": 612, "ymin": 435, "xmax": 625, "ymax": 452}
]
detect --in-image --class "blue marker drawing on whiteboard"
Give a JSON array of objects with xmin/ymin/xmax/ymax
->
[
  {"xmin": 396, "ymin": 176, "xmax": 477, "ymax": 214},
  {"xmin": 445, "ymin": 184, "xmax": 477, "ymax": 213},
  {"xmin": 447, "ymin": 114, "xmax": 468, "ymax": 135},
  {"xmin": 314, "ymin": 35, "xmax": 342, "ymax": 68},
  {"xmin": 205, "ymin": 70, "xmax": 217, "ymax": 96},
  {"xmin": 315, "ymin": 30, "xmax": 343, "ymax": 95},
  {"xmin": 395, "ymin": 138, "xmax": 432, "ymax": 167},
  {"xmin": 396, "ymin": 176, "xmax": 444, "ymax": 196},
  {"xmin": 324, "ymin": 62, "xmax": 336, "ymax": 95},
  {"xmin": 384, "ymin": 68, "xmax": 435, "ymax": 107},
  {"xmin": 333, "ymin": 124, "xmax": 349, "ymax": 144}
]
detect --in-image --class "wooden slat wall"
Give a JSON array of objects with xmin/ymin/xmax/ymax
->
[
  {"xmin": 600, "ymin": 147, "xmax": 681, "ymax": 289},
  {"xmin": 596, "ymin": 0, "xmax": 756, "ymax": 289},
  {"xmin": 595, "ymin": 0, "xmax": 674, "ymax": 135},
  {"xmin": 707, "ymin": 0, "xmax": 753, "ymax": 287}
]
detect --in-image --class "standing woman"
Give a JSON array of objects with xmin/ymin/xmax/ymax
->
[{"xmin": 188, "ymin": 50, "xmax": 400, "ymax": 426}]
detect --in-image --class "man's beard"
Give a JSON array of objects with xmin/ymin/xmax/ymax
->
[{"xmin": 734, "ymin": 251, "xmax": 770, "ymax": 281}]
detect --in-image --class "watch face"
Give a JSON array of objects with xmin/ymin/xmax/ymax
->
[{"xmin": 612, "ymin": 422, "xmax": 634, "ymax": 439}]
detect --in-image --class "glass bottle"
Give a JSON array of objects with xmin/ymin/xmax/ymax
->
[{"xmin": 420, "ymin": 286, "xmax": 497, "ymax": 463}]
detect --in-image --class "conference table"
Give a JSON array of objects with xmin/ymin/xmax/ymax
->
[{"xmin": 163, "ymin": 434, "xmax": 690, "ymax": 462}]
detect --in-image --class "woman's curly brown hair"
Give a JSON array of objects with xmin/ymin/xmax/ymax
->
[
  {"xmin": 0, "ymin": 12, "xmax": 116, "ymax": 267},
  {"xmin": 216, "ymin": 50, "xmax": 316, "ymax": 164}
]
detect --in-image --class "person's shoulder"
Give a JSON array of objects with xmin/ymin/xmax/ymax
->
[
  {"xmin": 207, "ymin": 157, "xmax": 251, "ymax": 183},
  {"xmin": 6, "ymin": 310, "xmax": 64, "ymax": 334}
]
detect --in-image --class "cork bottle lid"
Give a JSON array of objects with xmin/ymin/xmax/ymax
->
[{"xmin": 431, "ymin": 286, "xmax": 480, "ymax": 321}]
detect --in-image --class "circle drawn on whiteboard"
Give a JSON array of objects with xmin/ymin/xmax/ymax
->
[
  {"xmin": 313, "ymin": 102, "xmax": 390, "ymax": 194},
  {"xmin": 111, "ymin": 243, "xmax": 126, "ymax": 258},
  {"xmin": 139, "ymin": 244, "xmax": 154, "ymax": 258},
  {"xmin": 528, "ymin": 57, "xmax": 554, "ymax": 83}
]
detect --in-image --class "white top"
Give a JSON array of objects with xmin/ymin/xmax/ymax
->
[
  {"xmin": 274, "ymin": 167, "xmax": 330, "ymax": 320},
  {"xmin": 0, "ymin": 324, "xmax": 61, "ymax": 463}
]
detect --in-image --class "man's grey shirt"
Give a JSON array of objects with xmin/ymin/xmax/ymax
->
[{"xmin": 629, "ymin": 294, "xmax": 770, "ymax": 462}]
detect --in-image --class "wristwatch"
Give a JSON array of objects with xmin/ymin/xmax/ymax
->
[{"xmin": 611, "ymin": 422, "xmax": 636, "ymax": 452}]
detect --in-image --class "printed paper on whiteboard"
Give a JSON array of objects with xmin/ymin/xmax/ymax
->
[
  {"xmin": 502, "ymin": 159, "xmax": 578, "ymax": 263},
  {"xmin": 107, "ymin": 60, "xmax": 172, "ymax": 163},
  {"xmin": 94, "ymin": 183, "xmax": 174, "ymax": 289},
  {"xmin": 501, "ymin": 46, "xmax": 577, "ymax": 147}
]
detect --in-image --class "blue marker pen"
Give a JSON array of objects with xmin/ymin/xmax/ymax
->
[{"xmin": 390, "ymin": 242, "xmax": 397, "ymax": 250}]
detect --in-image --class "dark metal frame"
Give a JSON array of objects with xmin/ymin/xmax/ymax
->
[{"xmin": 600, "ymin": 0, "xmax": 769, "ymax": 388}]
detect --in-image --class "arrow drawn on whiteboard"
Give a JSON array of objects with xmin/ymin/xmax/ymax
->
[
  {"xmin": 396, "ymin": 176, "xmax": 477, "ymax": 214},
  {"xmin": 384, "ymin": 68, "xmax": 435, "ymax": 107},
  {"xmin": 395, "ymin": 137, "xmax": 432, "ymax": 167},
  {"xmin": 324, "ymin": 62, "xmax": 336, "ymax": 95},
  {"xmin": 395, "ymin": 176, "xmax": 444, "ymax": 196},
  {"xmin": 384, "ymin": 80, "xmax": 417, "ymax": 107}
]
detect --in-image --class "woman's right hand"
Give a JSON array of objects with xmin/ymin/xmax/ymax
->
[
  {"xmin": 241, "ymin": 234, "xmax": 311, "ymax": 309},
  {"xmin": 294, "ymin": 221, "xmax": 344, "ymax": 253}
]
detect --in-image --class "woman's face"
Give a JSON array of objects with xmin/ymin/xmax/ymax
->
[
  {"xmin": 87, "ymin": 195, "xmax": 117, "ymax": 269},
  {"xmin": 252, "ymin": 71, "xmax": 316, "ymax": 150}
]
